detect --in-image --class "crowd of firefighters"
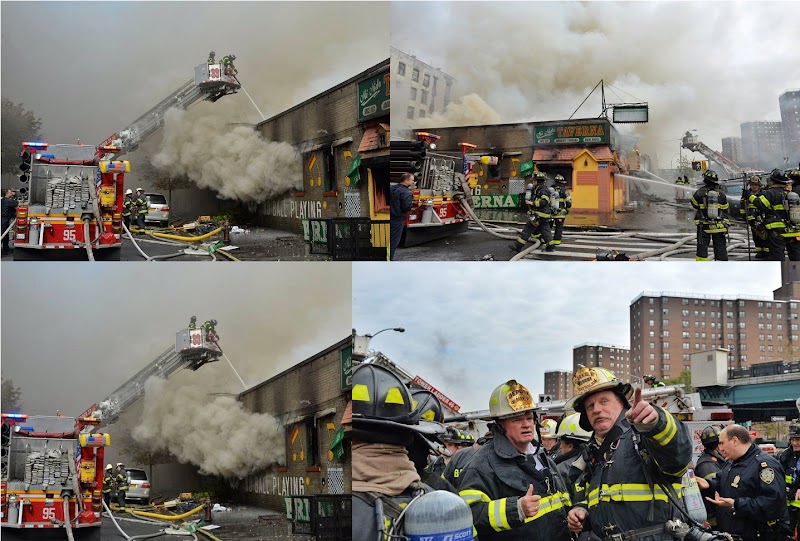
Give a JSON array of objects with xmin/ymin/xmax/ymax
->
[
  {"xmin": 509, "ymin": 170, "xmax": 573, "ymax": 254},
  {"xmin": 102, "ymin": 462, "xmax": 130, "ymax": 510},
  {"xmin": 690, "ymin": 167, "xmax": 800, "ymax": 261},
  {"xmin": 351, "ymin": 363, "xmax": 800, "ymax": 541},
  {"xmin": 122, "ymin": 187, "xmax": 149, "ymax": 232}
]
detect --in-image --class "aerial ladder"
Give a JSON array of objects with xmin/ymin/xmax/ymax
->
[
  {"xmin": 79, "ymin": 321, "xmax": 223, "ymax": 425},
  {"xmin": 98, "ymin": 62, "xmax": 240, "ymax": 159},
  {"xmin": 681, "ymin": 131, "xmax": 745, "ymax": 179}
]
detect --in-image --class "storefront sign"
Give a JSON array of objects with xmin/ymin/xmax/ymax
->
[
  {"xmin": 472, "ymin": 194, "xmax": 521, "ymax": 208},
  {"xmin": 358, "ymin": 69, "xmax": 390, "ymax": 122},
  {"xmin": 341, "ymin": 347, "xmax": 353, "ymax": 391},
  {"xmin": 535, "ymin": 123, "xmax": 608, "ymax": 145}
]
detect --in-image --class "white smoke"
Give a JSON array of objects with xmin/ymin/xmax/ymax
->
[
  {"xmin": 132, "ymin": 377, "xmax": 285, "ymax": 478},
  {"xmin": 416, "ymin": 93, "xmax": 501, "ymax": 128},
  {"xmin": 151, "ymin": 108, "xmax": 302, "ymax": 202}
]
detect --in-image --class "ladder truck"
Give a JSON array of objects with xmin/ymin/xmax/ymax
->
[
  {"xmin": 12, "ymin": 63, "xmax": 240, "ymax": 261},
  {"xmin": 79, "ymin": 322, "xmax": 224, "ymax": 425}
]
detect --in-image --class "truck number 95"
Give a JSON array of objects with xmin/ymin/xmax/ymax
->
[
  {"xmin": 63, "ymin": 230, "xmax": 76, "ymax": 242},
  {"xmin": 42, "ymin": 506, "xmax": 57, "ymax": 521}
]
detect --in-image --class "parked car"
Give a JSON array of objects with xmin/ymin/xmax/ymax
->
[
  {"xmin": 144, "ymin": 193, "xmax": 170, "ymax": 227},
  {"xmin": 125, "ymin": 468, "xmax": 151, "ymax": 504}
]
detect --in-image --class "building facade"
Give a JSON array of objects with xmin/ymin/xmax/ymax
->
[
  {"xmin": 630, "ymin": 291, "xmax": 800, "ymax": 383},
  {"xmin": 572, "ymin": 343, "xmax": 633, "ymax": 384},
  {"xmin": 238, "ymin": 337, "xmax": 352, "ymax": 513},
  {"xmin": 779, "ymin": 90, "xmax": 800, "ymax": 166},
  {"xmin": 390, "ymin": 47, "xmax": 455, "ymax": 129},
  {"xmin": 253, "ymin": 60, "xmax": 390, "ymax": 248},
  {"xmin": 721, "ymin": 137, "xmax": 744, "ymax": 165},
  {"xmin": 740, "ymin": 121, "xmax": 785, "ymax": 168},
  {"xmin": 543, "ymin": 370, "xmax": 573, "ymax": 401}
]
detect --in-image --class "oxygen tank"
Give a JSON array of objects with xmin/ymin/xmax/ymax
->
[
  {"xmin": 787, "ymin": 191, "xmax": 800, "ymax": 225},
  {"xmin": 525, "ymin": 184, "xmax": 534, "ymax": 205},
  {"xmin": 404, "ymin": 490, "xmax": 474, "ymax": 541},
  {"xmin": 706, "ymin": 190, "xmax": 719, "ymax": 220},
  {"xmin": 549, "ymin": 187, "xmax": 560, "ymax": 211},
  {"xmin": 29, "ymin": 217, "xmax": 40, "ymax": 246},
  {"xmin": 7, "ymin": 495, "xmax": 19, "ymax": 524},
  {"xmin": 682, "ymin": 469, "xmax": 708, "ymax": 525}
]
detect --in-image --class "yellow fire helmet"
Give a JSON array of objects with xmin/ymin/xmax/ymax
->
[
  {"xmin": 488, "ymin": 380, "xmax": 537, "ymax": 420},
  {"xmin": 106, "ymin": 464, "xmax": 113, "ymax": 471},
  {"xmin": 556, "ymin": 412, "xmax": 593, "ymax": 443},
  {"xmin": 566, "ymin": 366, "xmax": 633, "ymax": 430},
  {"xmin": 539, "ymin": 418, "xmax": 559, "ymax": 439}
]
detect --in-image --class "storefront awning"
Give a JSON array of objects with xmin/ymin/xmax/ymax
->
[
  {"xmin": 533, "ymin": 146, "xmax": 613, "ymax": 162},
  {"xmin": 358, "ymin": 127, "xmax": 382, "ymax": 152}
]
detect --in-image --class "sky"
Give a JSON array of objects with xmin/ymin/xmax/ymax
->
[
  {"xmin": 352, "ymin": 261, "xmax": 783, "ymax": 413},
  {"xmin": 391, "ymin": 1, "xmax": 800, "ymax": 169}
]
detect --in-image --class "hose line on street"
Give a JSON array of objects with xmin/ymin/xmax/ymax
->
[{"xmin": 130, "ymin": 504, "xmax": 204, "ymax": 521}]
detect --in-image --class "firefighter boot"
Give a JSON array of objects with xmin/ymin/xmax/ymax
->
[{"xmin": 508, "ymin": 241, "xmax": 524, "ymax": 253}]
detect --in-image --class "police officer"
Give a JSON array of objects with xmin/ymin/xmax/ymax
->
[
  {"xmin": 695, "ymin": 425, "xmax": 727, "ymax": 526},
  {"xmin": 351, "ymin": 364, "xmax": 447, "ymax": 541},
  {"xmin": 539, "ymin": 418, "xmax": 561, "ymax": 459},
  {"xmin": 509, "ymin": 171, "xmax": 555, "ymax": 253},
  {"xmin": 115, "ymin": 463, "xmax": 128, "ymax": 509},
  {"xmin": 644, "ymin": 374, "xmax": 666, "ymax": 388},
  {"xmin": 552, "ymin": 174, "xmax": 572, "ymax": 247},
  {"xmin": 459, "ymin": 380, "xmax": 571, "ymax": 541},
  {"xmin": 122, "ymin": 189, "xmax": 134, "ymax": 231},
  {"xmin": 691, "ymin": 169, "xmax": 729, "ymax": 261},
  {"xmin": 102, "ymin": 464, "xmax": 115, "ymax": 510},
  {"xmin": 754, "ymin": 169, "xmax": 800, "ymax": 261},
  {"xmin": 553, "ymin": 413, "xmax": 592, "ymax": 496},
  {"xmin": 699, "ymin": 424, "xmax": 790, "ymax": 541},
  {"xmin": 742, "ymin": 176, "xmax": 768, "ymax": 259},
  {"xmin": 134, "ymin": 188, "xmax": 148, "ymax": 232},
  {"xmin": 566, "ymin": 366, "xmax": 693, "ymax": 541},
  {"xmin": 778, "ymin": 423, "xmax": 800, "ymax": 535}
]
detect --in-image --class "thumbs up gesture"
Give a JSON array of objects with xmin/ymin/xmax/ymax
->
[
  {"xmin": 519, "ymin": 483, "xmax": 542, "ymax": 518},
  {"xmin": 625, "ymin": 387, "xmax": 658, "ymax": 425}
]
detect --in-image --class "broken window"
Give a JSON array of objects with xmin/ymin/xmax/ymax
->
[
  {"xmin": 412, "ymin": 68, "xmax": 419, "ymax": 82},
  {"xmin": 397, "ymin": 62, "xmax": 406, "ymax": 76}
]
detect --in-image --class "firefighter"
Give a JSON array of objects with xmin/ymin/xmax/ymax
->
[
  {"xmin": 443, "ymin": 439, "xmax": 480, "ymax": 490},
  {"xmin": 742, "ymin": 176, "xmax": 768, "ymax": 259},
  {"xmin": 458, "ymin": 380, "xmax": 571, "ymax": 541},
  {"xmin": 102, "ymin": 464, "xmax": 115, "ymax": 510},
  {"xmin": 409, "ymin": 389, "xmax": 458, "ymax": 493},
  {"xmin": 778, "ymin": 423, "xmax": 800, "ymax": 535},
  {"xmin": 695, "ymin": 425, "xmax": 726, "ymax": 526},
  {"xmin": 643, "ymin": 374, "xmax": 666, "ymax": 388},
  {"xmin": 2, "ymin": 188, "xmax": 18, "ymax": 255},
  {"xmin": 221, "ymin": 54, "xmax": 237, "ymax": 76},
  {"xmin": 134, "ymin": 188, "xmax": 148, "ymax": 232},
  {"xmin": 676, "ymin": 175, "xmax": 684, "ymax": 185},
  {"xmin": 691, "ymin": 169, "xmax": 729, "ymax": 261},
  {"xmin": 788, "ymin": 168, "xmax": 800, "ymax": 197},
  {"xmin": 509, "ymin": 171, "xmax": 555, "ymax": 253},
  {"xmin": 188, "ymin": 315, "xmax": 197, "ymax": 330},
  {"xmin": 566, "ymin": 366, "xmax": 693, "ymax": 541},
  {"xmin": 202, "ymin": 319, "xmax": 218, "ymax": 341},
  {"xmin": 539, "ymin": 418, "xmax": 561, "ymax": 459},
  {"xmin": 551, "ymin": 174, "xmax": 572, "ymax": 246},
  {"xmin": 754, "ymin": 169, "xmax": 800, "ymax": 261},
  {"xmin": 207, "ymin": 51, "xmax": 216, "ymax": 64},
  {"xmin": 122, "ymin": 189, "xmax": 134, "ymax": 231},
  {"xmin": 351, "ymin": 363, "xmax": 446, "ymax": 541},
  {"xmin": 553, "ymin": 413, "xmax": 592, "ymax": 496},
  {"xmin": 698, "ymin": 424, "xmax": 791, "ymax": 541},
  {"xmin": 115, "ymin": 463, "xmax": 128, "ymax": 509}
]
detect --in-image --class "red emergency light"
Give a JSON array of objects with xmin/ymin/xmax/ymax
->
[{"xmin": 710, "ymin": 411, "xmax": 734, "ymax": 421}]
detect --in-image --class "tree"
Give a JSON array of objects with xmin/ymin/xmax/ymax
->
[
  {"xmin": 2, "ymin": 98, "xmax": 43, "ymax": 175},
  {"xmin": 115, "ymin": 430, "xmax": 173, "ymax": 483},
  {"xmin": 664, "ymin": 369, "xmax": 694, "ymax": 393},
  {"xmin": 1, "ymin": 377, "xmax": 23, "ymax": 412},
  {"xmin": 138, "ymin": 161, "xmax": 194, "ymax": 209}
]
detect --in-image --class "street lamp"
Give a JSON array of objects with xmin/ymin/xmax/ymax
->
[
  {"xmin": 365, "ymin": 327, "xmax": 405, "ymax": 338},
  {"xmin": 352, "ymin": 327, "xmax": 405, "ymax": 361}
]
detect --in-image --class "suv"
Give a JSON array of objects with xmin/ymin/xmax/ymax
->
[
  {"xmin": 144, "ymin": 193, "xmax": 170, "ymax": 227},
  {"xmin": 125, "ymin": 468, "xmax": 151, "ymax": 504}
]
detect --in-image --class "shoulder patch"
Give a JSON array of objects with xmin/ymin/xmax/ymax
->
[
  {"xmin": 761, "ymin": 461, "xmax": 768, "ymax": 467},
  {"xmin": 760, "ymin": 468, "xmax": 775, "ymax": 484}
]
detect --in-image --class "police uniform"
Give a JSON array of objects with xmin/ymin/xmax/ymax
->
[
  {"xmin": 777, "ymin": 442, "xmax": 800, "ymax": 534},
  {"xmin": 753, "ymin": 185, "xmax": 800, "ymax": 261},
  {"xmin": 691, "ymin": 184, "xmax": 729, "ymax": 261},
  {"xmin": 512, "ymin": 178, "xmax": 554, "ymax": 252},
  {"xmin": 706, "ymin": 444, "xmax": 789, "ymax": 541},
  {"xmin": 552, "ymin": 183, "xmax": 572, "ymax": 246},
  {"xmin": 458, "ymin": 423, "xmax": 572, "ymax": 541}
]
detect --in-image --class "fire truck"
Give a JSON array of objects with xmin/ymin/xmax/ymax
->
[
  {"xmin": 0, "ymin": 414, "xmax": 109, "ymax": 540},
  {"xmin": 12, "ymin": 62, "xmax": 240, "ymax": 261}
]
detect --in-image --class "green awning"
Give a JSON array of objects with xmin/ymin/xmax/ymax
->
[
  {"xmin": 347, "ymin": 155, "xmax": 362, "ymax": 186},
  {"xmin": 329, "ymin": 426, "xmax": 345, "ymax": 461},
  {"xmin": 520, "ymin": 160, "xmax": 534, "ymax": 177}
]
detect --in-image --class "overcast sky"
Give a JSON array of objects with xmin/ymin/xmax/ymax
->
[
  {"xmin": 1, "ymin": 264, "xmax": 351, "ymax": 416},
  {"xmin": 352, "ymin": 262, "xmax": 783, "ymax": 413},
  {"xmin": 1, "ymin": 2, "xmax": 388, "ymax": 144},
  {"xmin": 391, "ymin": 1, "xmax": 800, "ymax": 169}
]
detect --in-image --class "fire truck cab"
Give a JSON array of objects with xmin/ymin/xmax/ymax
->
[{"xmin": 1, "ymin": 414, "xmax": 109, "ymax": 540}]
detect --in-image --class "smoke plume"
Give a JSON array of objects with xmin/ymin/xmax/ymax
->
[
  {"xmin": 151, "ymin": 109, "xmax": 301, "ymax": 202},
  {"xmin": 132, "ymin": 377, "xmax": 284, "ymax": 478},
  {"xmin": 416, "ymin": 93, "xmax": 501, "ymax": 129}
]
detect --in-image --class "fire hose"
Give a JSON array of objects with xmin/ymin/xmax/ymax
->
[
  {"xmin": 63, "ymin": 496, "xmax": 75, "ymax": 541},
  {"xmin": 83, "ymin": 219, "xmax": 95, "ymax": 262},
  {"xmin": 103, "ymin": 499, "xmax": 198, "ymax": 540},
  {"xmin": 122, "ymin": 222, "xmax": 216, "ymax": 262}
]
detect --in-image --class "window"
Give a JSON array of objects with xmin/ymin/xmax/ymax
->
[
  {"xmin": 421, "ymin": 89, "xmax": 429, "ymax": 105},
  {"xmin": 739, "ymin": 322, "xmax": 746, "ymax": 328},
  {"xmin": 412, "ymin": 68, "xmax": 420, "ymax": 82},
  {"xmin": 649, "ymin": 320, "xmax": 655, "ymax": 327},
  {"xmin": 682, "ymin": 321, "xmax": 689, "ymax": 328},
  {"xmin": 663, "ymin": 364, "xmax": 670, "ymax": 370},
  {"xmin": 767, "ymin": 323, "xmax": 773, "ymax": 330},
  {"xmin": 739, "ymin": 311, "xmax": 746, "ymax": 317},
  {"xmin": 740, "ymin": 333, "xmax": 746, "ymax": 339},
  {"xmin": 323, "ymin": 148, "xmax": 336, "ymax": 192},
  {"xmin": 758, "ymin": 323, "xmax": 765, "ymax": 329},
  {"xmin": 423, "ymin": 73, "xmax": 430, "ymax": 87},
  {"xmin": 305, "ymin": 421, "xmax": 319, "ymax": 466},
  {"xmin": 694, "ymin": 310, "xmax": 699, "ymax": 317},
  {"xmin": 758, "ymin": 313, "xmax": 764, "ymax": 319},
  {"xmin": 741, "ymin": 355, "xmax": 747, "ymax": 362},
  {"xmin": 701, "ymin": 311, "xmax": 706, "ymax": 317},
  {"xmin": 649, "ymin": 364, "xmax": 656, "ymax": 371},
  {"xmin": 407, "ymin": 106, "xmax": 415, "ymax": 119},
  {"xmin": 727, "ymin": 322, "xmax": 734, "ymax": 329},
  {"xmin": 650, "ymin": 308, "xmax": 655, "ymax": 315},
  {"xmin": 410, "ymin": 87, "xmax": 417, "ymax": 100},
  {"xmin": 664, "ymin": 354, "xmax": 670, "ymax": 361},
  {"xmin": 727, "ymin": 333, "xmax": 734, "ymax": 339},
  {"xmin": 649, "ymin": 298, "xmax": 654, "ymax": 304},
  {"xmin": 649, "ymin": 353, "xmax": 655, "ymax": 360},
  {"xmin": 663, "ymin": 330, "xmax": 670, "ymax": 337},
  {"xmin": 419, "ymin": 110, "xmax": 426, "ymax": 118},
  {"xmin": 726, "ymin": 311, "xmax": 733, "ymax": 318},
  {"xmin": 759, "ymin": 334, "xmax": 765, "ymax": 341},
  {"xmin": 663, "ymin": 319, "xmax": 669, "ymax": 326},
  {"xmin": 701, "ymin": 333, "xmax": 706, "ymax": 339},
  {"xmin": 758, "ymin": 302, "xmax": 763, "ymax": 308},
  {"xmin": 398, "ymin": 62, "xmax": 406, "ymax": 76},
  {"xmin": 741, "ymin": 344, "xmax": 747, "ymax": 350},
  {"xmin": 682, "ymin": 299, "xmax": 689, "ymax": 305},
  {"xmin": 683, "ymin": 354, "xmax": 691, "ymax": 361},
  {"xmin": 767, "ymin": 313, "xmax": 772, "ymax": 319},
  {"xmin": 683, "ymin": 343, "xmax": 690, "ymax": 350},
  {"xmin": 663, "ymin": 308, "xmax": 669, "ymax": 316},
  {"xmin": 682, "ymin": 309, "xmax": 689, "ymax": 317},
  {"xmin": 767, "ymin": 345, "xmax": 774, "ymax": 352},
  {"xmin": 664, "ymin": 341, "xmax": 670, "ymax": 348},
  {"xmin": 683, "ymin": 331, "xmax": 690, "ymax": 338},
  {"xmin": 649, "ymin": 342, "xmax": 655, "ymax": 349},
  {"xmin": 649, "ymin": 331, "xmax": 655, "ymax": 337},
  {"xmin": 778, "ymin": 324, "xmax": 783, "ymax": 330}
]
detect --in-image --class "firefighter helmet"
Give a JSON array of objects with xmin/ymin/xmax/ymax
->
[
  {"xmin": 106, "ymin": 464, "xmax": 113, "ymax": 471},
  {"xmin": 230, "ymin": 54, "xmax": 236, "ymax": 61},
  {"xmin": 116, "ymin": 463, "xmax": 124, "ymax": 468},
  {"xmin": 702, "ymin": 170, "xmax": 720, "ymax": 185},
  {"xmin": 770, "ymin": 168, "xmax": 789, "ymax": 184},
  {"xmin": 533, "ymin": 171, "xmax": 547, "ymax": 183},
  {"xmin": 125, "ymin": 189, "xmax": 133, "ymax": 195},
  {"xmin": 643, "ymin": 374, "xmax": 656, "ymax": 383},
  {"xmin": 566, "ymin": 366, "xmax": 633, "ymax": 431},
  {"xmin": 788, "ymin": 423, "xmax": 800, "ymax": 438},
  {"xmin": 540, "ymin": 419, "xmax": 559, "ymax": 439},
  {"xmin": 700, "ymin": 425, "xmax": 722, "ymax": 447},
  {"xmin": 441, "ymin": 426, "xmax": 474, "ymax": 445},
  {"xmin": 554, "ymin": 174, "xmax": 567, "ymax": 185},
  {"xmin": 556, "ymin": 412, "xmax": 592, "ymax": 443},
  {"xmin": 488, "ymin": 380, "xmax": 537, "ymax": 420},
  {"xmin": 136, "ymin": 187, "xmax": 144, "ymax": 192},
  {"xmin": 211, "ymin": 319, "xmax": 218, "ymax": 325},
  {"xmin": 749, "ymin": 176, "xmax": 763, "ymax": 187},
  {"xmin": 785, "ymin": 169, "xmax": 800, "ymax": 182},
  {"xmin": 352, "ymin": 363, "xmax": 416, "ymax": 425},
  {"xmin": 411, "ymin": 389, "xmax": 444, "ymax": 423},
  {"xmin": 209, "ymin": 51, "xmax": 215, "ymax": 56}
]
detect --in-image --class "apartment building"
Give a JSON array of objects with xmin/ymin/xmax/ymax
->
[{"xmin": 572, "ymin": 343, "xmax": 633, "ymax": 385}]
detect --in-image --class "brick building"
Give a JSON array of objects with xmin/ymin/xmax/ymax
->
[
  {"xmin": 779, "ymin": 90, "xmax": 800, "ymax": 166},
  {"xmin": 572, "ymin": 343, "xmax": 633, "ymax": 384},
  {"xmin": 741, "ymin": 121, "xmax": 785, "ymax": 168},
  {"xmin": 543, "ymin": 370, "xmax": 573, "ymax": 401},
  {"xmin": 238, "ymin": 337, "xmax": 351, "ymax": 512},
  {"xmin": 630, "ymin": 288, "xmax": 800, "ymax": 383},
  {"xmin": 721, "ymin": 137, "xmax": 743, "ymax": 165},
  {"xmin": 253, "ymin": 60, "xmax": 390, "ymax": 244},
  {"xmin": 390, "ymin": 47, "xmax": 455, "ymax": 130}
]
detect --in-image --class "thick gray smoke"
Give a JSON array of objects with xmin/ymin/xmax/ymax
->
[
  {"xmin": 132, "ymin": 377, "xmax": 284, "ymax": 478},
  {"xmin": 152, "ymin": 109, "xmax": 302, "ymax": 202},
  {"xmin": 392, "ymin": 1, "xmax": 799, "ymax": 165}
]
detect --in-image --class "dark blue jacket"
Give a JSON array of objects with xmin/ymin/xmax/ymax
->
[
  {"xmin": 2, "ymin": 196, "xmax": 18, "ymax": 223},
  {"xmin": 390, "ymin": 183, "xmax": 413, "ymax": 221}
]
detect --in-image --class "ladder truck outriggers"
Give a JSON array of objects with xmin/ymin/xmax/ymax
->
[{"xmin": 12, "ymin": 62, "xmax": 240, "ymax": 261}]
